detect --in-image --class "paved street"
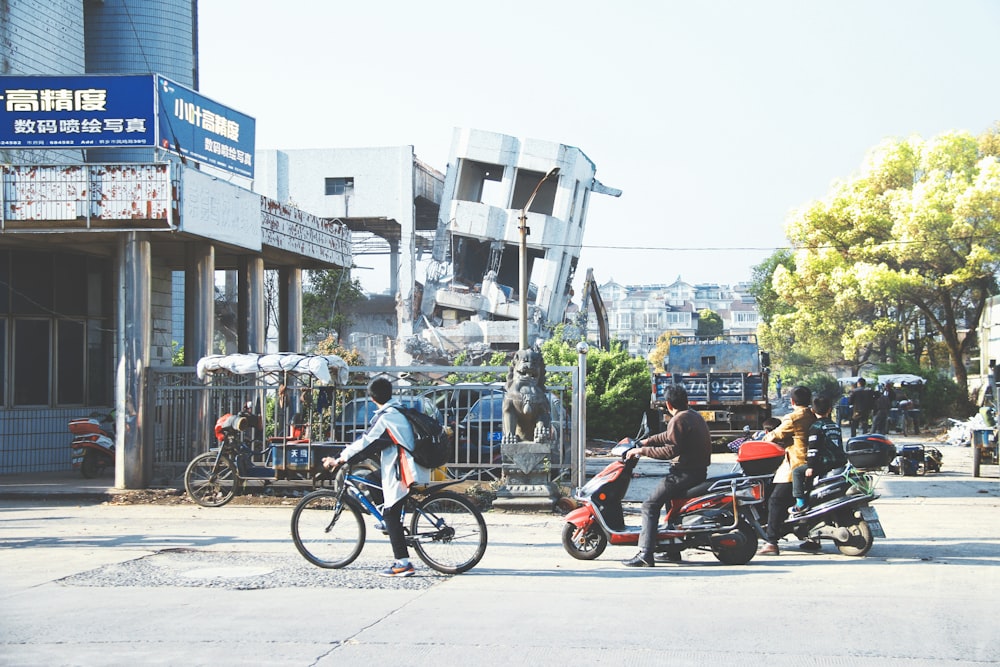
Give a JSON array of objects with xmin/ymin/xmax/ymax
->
[{"xmin": 0, "ymin": 439, "xmax": 998, "ymax": 666}]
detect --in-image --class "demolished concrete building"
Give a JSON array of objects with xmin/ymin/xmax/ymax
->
[{"xmin": 414, "ymin": 128, "xmax": 620, "ymax": 357}]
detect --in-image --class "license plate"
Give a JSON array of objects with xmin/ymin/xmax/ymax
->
[{"xmin": 859, "ymin": 506, "xmax": 885, "ymax": 538}]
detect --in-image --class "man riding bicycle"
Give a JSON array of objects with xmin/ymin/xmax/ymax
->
[{"xmin": 323, "ymin": 377, "xmax": 430, "ymax": 577}]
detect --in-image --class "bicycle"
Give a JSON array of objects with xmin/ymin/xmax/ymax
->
[{"xmin": 290, "ymin": 463, "xmax": 488, "ymax": 574}]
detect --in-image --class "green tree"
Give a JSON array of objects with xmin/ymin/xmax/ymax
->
[
  {"xmin": 749, "ymin": 248, "xmax": 795, "ymax": 325},
  {"xmin": 303, "ymin": 268, "xmax": 365, "ymax": 346},
  {"xmin": 542, "ymin": 329, "xmax": 650, "ymax": 440},
  {"xmin": 776, "ymin": 131, "xmax": 1000, "ymax": 394},
  {"xmin": 696, "ymin": 309, "xmax": 724, "ymax": 337}
]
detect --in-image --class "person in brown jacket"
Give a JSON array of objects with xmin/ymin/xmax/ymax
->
[
  {"xmin": 757, "ymin": 385, "xmax": 816, "ymax": 555},
  {"xmin": 621, "ymin": 384, "xmax": 712, "ymax": 567}
]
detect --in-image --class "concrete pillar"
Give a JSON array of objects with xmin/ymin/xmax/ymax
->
[
  {"xmin": 183, "ymin": 243, "xmax": 215, "ymax": 364},
  {"xmin": 388, "ymin": 237, "xmax": 399, "ymax": 295},
  {"xmin": 116, "ymin": 232, "xmax": 151, "ymax": 489},
  {"xmin": 238, "ymin": 256, "xmax": 266, "ymax": 353},
  {"xmin": 279, "ymin": 267, "xmax": 302, "ymax": 352}
]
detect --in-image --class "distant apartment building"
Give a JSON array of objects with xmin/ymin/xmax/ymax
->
[{"xmin": 588, "ymin": 277, "xmax": 760, "ymax": 359}]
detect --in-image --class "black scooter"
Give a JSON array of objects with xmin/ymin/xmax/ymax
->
[{"xmin": 736, "ymin": 436, "xmax": 888, "ymax": 556}]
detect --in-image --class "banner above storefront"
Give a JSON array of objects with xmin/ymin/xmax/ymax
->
[
  {"xmin": 0, "ymin": 74, "xmax": 155, "ymax": 148},
  {"xmin": 0, "ymin": 74, "xmax": 256, "ymax": 179},
  {"xmin": 156, "ymin": 76, "xmax": 255, "ymax": 179}
]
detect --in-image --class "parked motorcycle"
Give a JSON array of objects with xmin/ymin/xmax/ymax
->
[
  {"xmin": 69, "ymin": 412, "xmax": 115, "ymax": 478},
  {"xmin": 736, "ymin": 436, "xmax": 889, "ymax": 557},
  {"xmin": 888, "ymin": 444, "xmax": 942, "ymax": 476},
  {"xmin": 561, "ymin": 439, "xmax": 765, "ymax": 565}
]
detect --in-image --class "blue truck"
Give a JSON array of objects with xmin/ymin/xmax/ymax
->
[{"xmin": 651, "ymin": 335, "xmax": 772, "ymax": 446}]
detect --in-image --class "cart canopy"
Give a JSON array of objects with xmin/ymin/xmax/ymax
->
[
  {"xmin": 196, "ymin": 353, "xmax": 350, "ymax": 385},
  {"xmin": 877, "ymin": 373, "xmax": 925, "ymax": 386}
]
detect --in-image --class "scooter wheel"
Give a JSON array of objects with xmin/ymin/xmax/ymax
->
[
  {"xmin": 80, "ymin": 450, "xmax": 109, "ymax": 478},
  {"xmin": 834, "ymin": 518, "xmax": 874, "ymax": 557},
  {"xmin": 561, "ymin": 522, "xmax": 607, "ymax": 560}
]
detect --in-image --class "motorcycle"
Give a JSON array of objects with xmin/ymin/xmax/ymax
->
[
  {"xmin": 736, "ymin": 436, "xmax": 888, "ymax": 556},
  {"xmin": 888, "ymin": 444, "xmax": 942, "ymax": 476},
  {"xmin": 561, "ymin": 439, "xmax": 765, "ymax": 565},
  {"xmin": 69, "ymin": 412, "xmax": 115, "ymax": 478}
]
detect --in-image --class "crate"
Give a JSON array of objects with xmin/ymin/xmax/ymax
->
[
  {"xmin": 845, "ymin": 435, "xmax": 896, "ymax": 469},
  {"xmin": 271, "ymin": 442, "xmax": 344, "ymax": 472}
]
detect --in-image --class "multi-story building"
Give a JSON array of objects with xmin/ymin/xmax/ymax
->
[
  {"xmin": 588, "ymin": 277, "xmax": 760, "ymax": 358},
  {"xmin": 417, "ymin": 128, "xmax": 621, "ymax": 354},
  {"xmin": 0, "ymin": 1, "xmax": 351, "ymax": 480}
]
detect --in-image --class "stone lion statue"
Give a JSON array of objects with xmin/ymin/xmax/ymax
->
[{"xmin": 502, "ymin": 349, "xmax": 552, "ymax": 443}]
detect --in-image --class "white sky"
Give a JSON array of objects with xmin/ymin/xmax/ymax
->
[{"xmin": 198, "ymin": 0, "xmax": 1000, "ymax": 295}]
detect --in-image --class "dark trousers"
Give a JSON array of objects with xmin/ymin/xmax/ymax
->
[
  {"xmin": 765, "ymin": 482, "xmax": 794, "ymax": 544},
  {"xmin": 638, "ymin": 469, "xmax": 704, "ymax": 556},
  {"xmin": 850, "ymin": 412, "xmax": 870, "ymax": 437},
  {"xmin": 384, "ymin": 498, "xmax": 409, "ymax": 560}
]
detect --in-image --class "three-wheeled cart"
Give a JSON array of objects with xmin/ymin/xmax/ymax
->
[
  {"xmin": 972, "ymin": 428, "xmax": 998, "ymax": 478},
  {"xmin": 184, "ymin": 353, "xmax": 364, "ymax": 507}
]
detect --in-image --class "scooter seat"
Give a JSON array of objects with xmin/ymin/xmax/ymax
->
[{"xmin": 686, "ymin": 473, "xmax": 742, "ymax": 497}]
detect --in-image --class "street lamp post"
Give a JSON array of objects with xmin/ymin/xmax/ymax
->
[{"xmin": 518, "ymin": 167, "xmax": 560, "ymax": 349}]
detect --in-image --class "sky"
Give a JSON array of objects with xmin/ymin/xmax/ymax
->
[{"xmin": 198, "ymin": 0, "xmax": 1000, "ymax": 296}]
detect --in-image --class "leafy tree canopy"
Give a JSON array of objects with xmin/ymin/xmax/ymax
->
[{"xmin": 770, "ymin": 130, "xmax": 1000, "ymax": 393}]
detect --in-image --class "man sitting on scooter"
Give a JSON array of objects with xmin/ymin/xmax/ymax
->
[{"xmin": 621, "ymin": 385, "xmax": 712, "ymax": 568}]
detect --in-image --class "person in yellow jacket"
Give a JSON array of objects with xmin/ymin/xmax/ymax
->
[{"xmin": 757, "ymin": 385, "xmax": 816, "ymax": 555}]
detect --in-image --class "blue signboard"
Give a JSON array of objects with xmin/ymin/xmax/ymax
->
[
  {"xmin": 0, "ymin": 75, "xmax": 155, "ymax": 148},
  {"xmin": 156, "ymin": 76, "xmax": 256, "ymax": 179}
]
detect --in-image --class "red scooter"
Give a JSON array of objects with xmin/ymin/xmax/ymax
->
[
  {"xmin": 69, "ymin": 412, "xmax": 115, "ymax": 478},
  {"xmin": 561, "ymin": 439, "xmax": 766, "ymax": 565}
]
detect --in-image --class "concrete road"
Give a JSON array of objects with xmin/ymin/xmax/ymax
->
[{"xmin": 0, "ymin": 441, "xmax": 997, "ymax": 666}]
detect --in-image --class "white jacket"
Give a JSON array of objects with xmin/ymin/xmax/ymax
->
[{"xmin": 339, "ymin": 398, "xmax": 431, "ymax": 507}]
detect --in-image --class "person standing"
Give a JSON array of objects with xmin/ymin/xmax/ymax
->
[
  {"xmin": 871, "ymin": 385, "xmax": 891, "ymax": 434},
  {"xmin": 849, "ymin": 378, "xmax": 875, "ymax": 437},
  {"xmin": 323, "ymin": 377, "xmax": 430, "ymax": 577},
  {"xmin": 621, "ymin": 385, "xmax": 712, "ymax": 567},
  {"xmin": 757, "ymin": 385, "xmax": 816, "ymax": 555}
]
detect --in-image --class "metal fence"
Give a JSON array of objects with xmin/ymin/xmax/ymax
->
[{"xmin": 147, "ymin": 364, "xmax": 582, "ymax": 487}]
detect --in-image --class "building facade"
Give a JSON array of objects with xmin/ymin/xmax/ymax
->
[
  {"xmin": 0, "ymin": 1, "xmax": 351, "ymax": 481},
  {"xmin": 589, "ymin": 277, "xmax": 761, "ymax": 359},
  {"xmin": 418, "ymin": 128, "xmax": 621, "ymax": 355}
]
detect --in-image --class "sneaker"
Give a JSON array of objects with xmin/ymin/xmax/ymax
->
[
  {"xmin": 757, "ymin": 542, "xmax": 780, "ymax": 556},
  {"xmin": 378, "ymin": 561, "xmax": 415, "ymax": 578},
  {"xmin": 788, "ymin": 504, "xmax": 808, "ymax": 516}
]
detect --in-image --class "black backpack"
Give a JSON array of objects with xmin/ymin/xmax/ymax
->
[{"xmin": 395, "ymin": 406, "xmax": 449, "ymax": 469}]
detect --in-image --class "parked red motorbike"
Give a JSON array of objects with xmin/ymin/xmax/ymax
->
[
  {"xmin": 69, "ymin": 412, "xmax": 115, "ymax": 478},
  {"xmin": 561, "ymin": 439, "xmax": 765, "ymax": 565}
]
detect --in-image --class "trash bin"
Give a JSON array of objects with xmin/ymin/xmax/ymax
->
[{"xmin": 972, "ymin": 429, "xmax": 992, "ymax": 447}]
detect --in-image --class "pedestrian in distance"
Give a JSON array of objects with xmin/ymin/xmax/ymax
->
[
  {"xmin": 849, "ymin": 378, "xmax": 876, "ymax": 438},
  {"xmin": 322, "ymin": 377, "xmax": 431, "ymax": 577}
]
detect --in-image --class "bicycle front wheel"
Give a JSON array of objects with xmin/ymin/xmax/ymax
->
[
  {"xmin": 184, "ymin": 452, "xmax": 238, "ymax": 507},
  {"xmin": 291, "ymin": 490, "xmax": 366, "ymax": 568},
  {"xmin": 409, "ymin": 490, "xmax": 487, "ymax": 574}
]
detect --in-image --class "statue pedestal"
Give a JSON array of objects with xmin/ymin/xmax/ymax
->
[{"xmin": 492, "ymin": 441, "xmax": 559, "ymax": 510}]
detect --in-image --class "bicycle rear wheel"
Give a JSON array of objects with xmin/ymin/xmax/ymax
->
[
  {"xmin": 291, "ymin": 490, "xmax": 366, "ymax": 568},
  {"xmin": 409, "ymin": 490, "xmax": 487, "ymax": 574}
]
